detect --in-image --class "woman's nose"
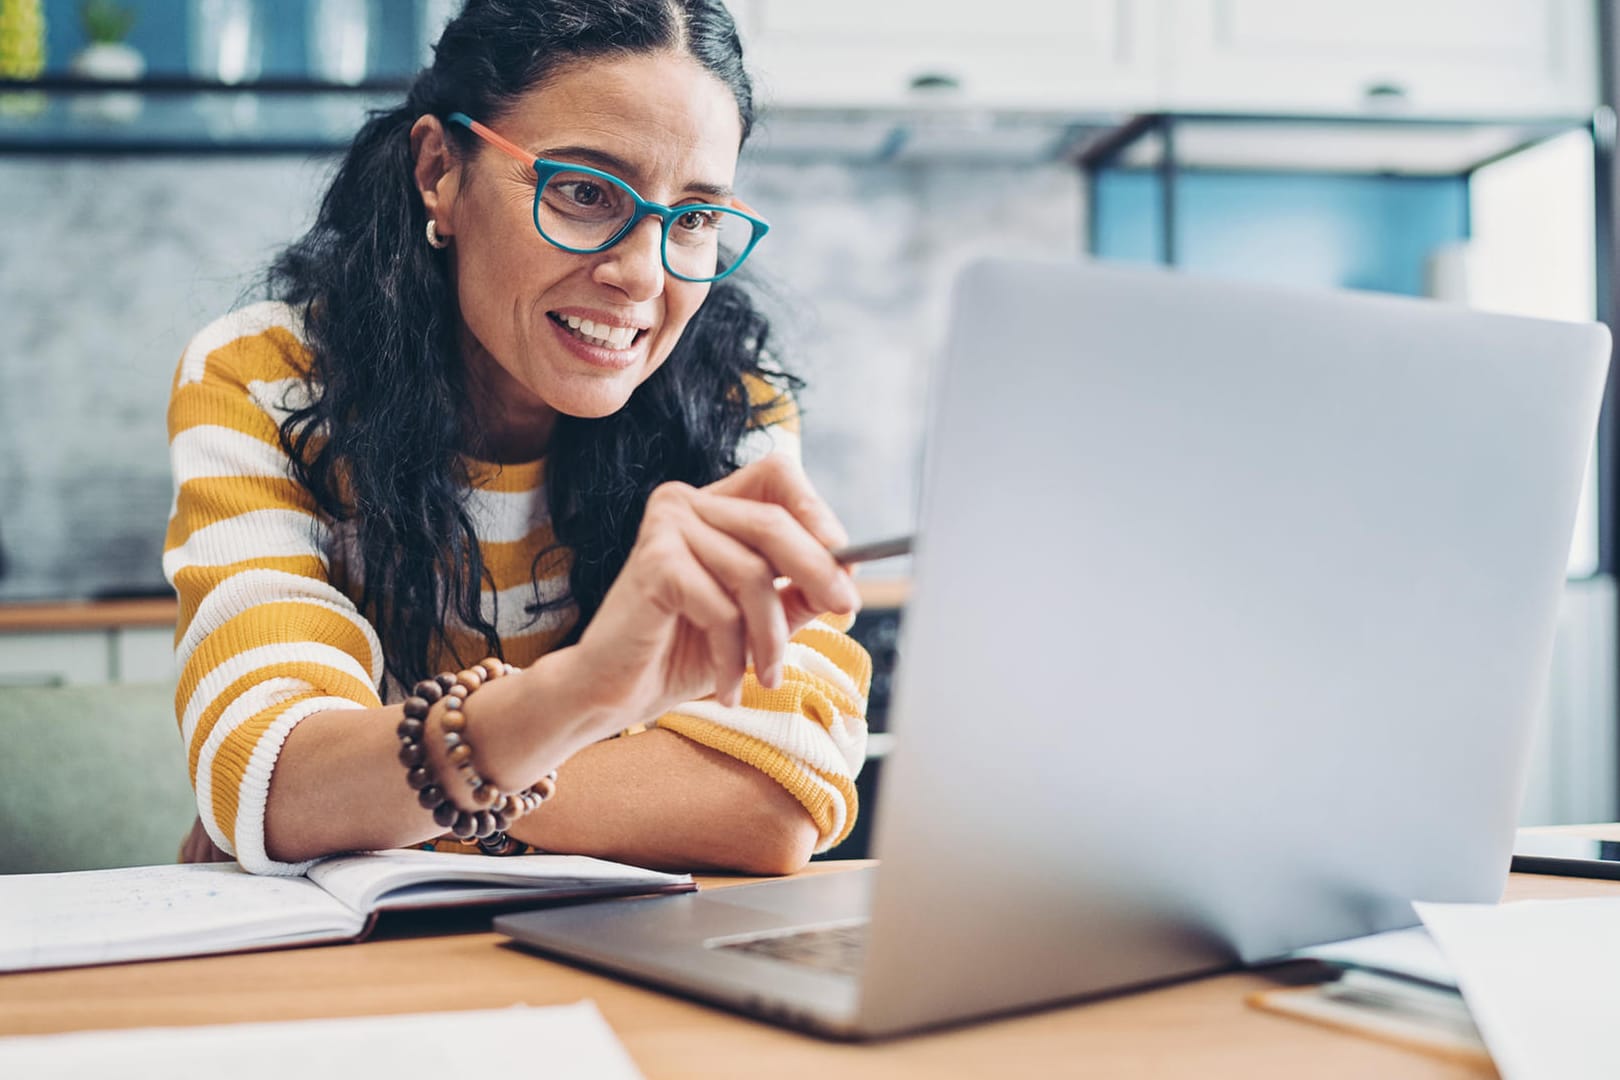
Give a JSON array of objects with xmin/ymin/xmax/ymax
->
[{"xmin": 592, "ymin": 215, "xmax": 665, "ymax": 300}]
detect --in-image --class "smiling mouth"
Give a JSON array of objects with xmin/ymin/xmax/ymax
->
[{"xmin": 548, "ymin": 312, "xmax": 648, "ymax": 351}]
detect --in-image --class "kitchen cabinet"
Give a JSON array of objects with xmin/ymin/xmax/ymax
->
[
  {"xmin": 1162, "ymin": 0, "xmax": 1599, "ymax": 116},
  {"xmin": 0, "ymin": 631, "xmax": 109, "ymax": 688},
  {"xmin": 0, "ymin": 601, "xmax": 177, "ymax": 686},
  {"xmin": 734, "ymin": 0, "xmax": 1159, "ymax": 111},
  {"xmin": 736, "ymin": 0, "xmax": 1597, "ymax": 118},
  {"xmin": 113, "ymin": 627, "xmax": 176, "ymax": 683}
]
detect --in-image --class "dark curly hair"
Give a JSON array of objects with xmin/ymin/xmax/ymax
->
[{"xmin": 265, "ymin": 0, "xmax": 796, "ymax": 688}]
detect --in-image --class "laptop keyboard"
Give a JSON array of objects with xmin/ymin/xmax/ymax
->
[{"xmin": 713, "ymin": 920, "xmax": 870, "ymax": 977}]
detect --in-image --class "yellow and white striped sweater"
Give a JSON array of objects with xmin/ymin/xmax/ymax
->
[{"xmin": 164, "ymin": 301, "xmax": 871, "ymax": 875}]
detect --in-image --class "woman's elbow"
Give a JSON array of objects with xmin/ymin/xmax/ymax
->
[{"xmin": 728, "ymin": 807, "xmax": 820, "ymax": 876}]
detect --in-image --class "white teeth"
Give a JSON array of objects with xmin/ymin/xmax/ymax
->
[{"xmin": 556, "ymin": 313, "xmax": 639, "ymax": 350}]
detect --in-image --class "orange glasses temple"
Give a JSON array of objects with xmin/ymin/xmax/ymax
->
[
  {"xmin": 460, "ymin": 116, "xmax": 534, "ymax": 166},
  {"xmin": 458, "ymin": 115, "xmax": 765, "ymax": 221}
]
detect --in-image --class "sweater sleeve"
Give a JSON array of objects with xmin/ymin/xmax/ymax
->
[
  {"xmin": 163, "ymin": 303, "xmax": 385, "ymax": 876},
  {"xmin": 654, "ymin": 376, "xmax": 874, "ymax": 852}
]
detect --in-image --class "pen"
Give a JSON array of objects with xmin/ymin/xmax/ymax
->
[{"xmin": 830, "ymin": 535, "xmax": 913, "ymax": 565}]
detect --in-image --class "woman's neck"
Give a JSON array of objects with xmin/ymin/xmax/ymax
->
[{"xmin": 458, "ymin": 328, "xmax": 558, "ymax": 465}]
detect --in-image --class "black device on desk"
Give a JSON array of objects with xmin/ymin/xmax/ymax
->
[{"xmin": 1510, "ymin": 832, "xmax": 1620, "ymax": 879}]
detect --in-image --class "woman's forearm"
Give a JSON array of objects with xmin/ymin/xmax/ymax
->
[
  {"xmin": 259, "ymin": 650, "xmax": 818, "ymax": 871},
  {"xmin": 261, "ymin": 649, "xmax": 612, "ymax": 864},
  {"xmin": 507, "ymin": 728, "xmax": 820, "ymax": 875}
]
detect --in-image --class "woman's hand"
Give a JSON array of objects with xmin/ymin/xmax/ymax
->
[
  {"xmin": 177, "ymin": 815, "xmax": 233, "ymax": 864},
  {"xmin": 569, "ymin": 454, "xmax": 861, "ymax": 727}
]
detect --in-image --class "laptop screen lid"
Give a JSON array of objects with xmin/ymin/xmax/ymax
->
[{"xmin": 851, "ymin": 258, "xmax": 1610, "ymax": 1035}]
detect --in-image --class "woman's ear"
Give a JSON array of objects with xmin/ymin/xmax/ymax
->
[{"xmin": 411, "ymin": 115, "xmax": 462, "ymax": 239}]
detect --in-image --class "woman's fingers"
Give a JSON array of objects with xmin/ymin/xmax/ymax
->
[
  {"xmin": 681, "ymin": 521, "xmax": 793, "ymax": 689},
  {"xmin": 777, "ymin": 582, "xmax": 826, "ymax": 637},
  {"xmin": 705, "ymin": 616, "xmax": 749, "ymax": 708},
  {"xmin": 689, "ymin": 484, "xmax": 860, "ymax": 620},
  {"xmin": 707, "ymin": 453, "xmax": 850, "ymax": 551},
  {"xmin": 633, "ymin": 522, "xmax": 751, "ymax": 701},
  {"xmin": 633, "ymin": 467, "xmax": 860, "ymax": 707}
]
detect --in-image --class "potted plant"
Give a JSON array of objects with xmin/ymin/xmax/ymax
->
[
  {"xmin": 70, "ymin": 0, "xmax": 143, "ymax": 121},
  {"xmin": 71, "ymin": 0, "xmax": 143, "ymax": 80}
]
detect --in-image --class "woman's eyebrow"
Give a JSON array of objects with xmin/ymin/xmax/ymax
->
[{"xmin": 541, "ymin": 144, "xmax": 734, "ymax": 200}]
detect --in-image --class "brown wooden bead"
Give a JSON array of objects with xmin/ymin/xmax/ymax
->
[
  {"xmin": 432, "ymin": 802, "xmax": 459, "ymax": 828},
  {"xmin": 396, "ymin": 716, "xmax": 424, "ymax": 740},
  {"xmin": 490, "ymin": 794, "xmax": 511, "ymax": 815},
  {"xmin": 492, "ymin": 810, "xmax": 512, "ymax": 832},
  {"xmin": 532, "ymin": 775, "xmax": 557, "ymax": 800},
  {"xmin": 444, "ymin": 695, "xmax": 463, "ymax": 712},
  {"xmin": 435, "ymin": 672, "xmax": 458, "ymax": 692},
  {"xmin": 471, "ymin": 782, "xmax": 496, "ymax": 806},
  {"xmin": 405, "ymin": 766, "xmax": 433, "ymax": 791},
  {"xmin": 412, "ymin": 679, "xmax": 444, "ymax": 703},
  {"xmin": 417, "ymin": 784, "xmax": 444, "ymax": 809},
  {"xmin": 440, "ymin": 710, "xmax": 466, "ymax": 733},
  {"xmin": 442, "ymin": 731, "xmax": 464, "ymax": 751},
  {"xmin": 401, "ymin": 697, "xmax": 431, "ymax": 720},
  {"xmin": 473, "ymin": 811, "xmax": 497, "ymax": 838},
  {"xmin": 447, "ymin": 743, "xmax": 474, "ymax": 766},
  {"xmin": 450, "ymin": 812, "xmax": 478, "ymax": 839},
  {"xmin": 480, "ymin": 658, "xmax": 504, "ymax": 680},
  {"xmin": 457, "ymin": 667, "xmax": 484, "ymax": 688},
  {"xmin": 397, "ymin": 741, "xmax": 425, "ymax": 768}
]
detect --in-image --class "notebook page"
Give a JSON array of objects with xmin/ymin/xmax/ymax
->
[
  {"xmin": 306, "ymin": 850, "xmax": 692, "ymax": 912},
  {"xmin": 0, "ymin": 863, "xmax": 357, "ymax": 972},
  {"xmin": 0, "ymin": 1001, "xmax": 644, "ymax": 1080}
]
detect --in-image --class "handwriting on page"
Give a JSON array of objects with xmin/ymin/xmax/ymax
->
[{"xmin": 0, "ymin": 863, "xmax": 347, "ymax": 971}]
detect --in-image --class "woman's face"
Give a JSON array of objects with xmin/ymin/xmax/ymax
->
[{"xmin": 414, "ymin": 51, "xmax": 744, "ymax": 446}]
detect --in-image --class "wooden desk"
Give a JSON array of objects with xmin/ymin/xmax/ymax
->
[{"xmin": 2, "ymin": 851, "xmax": 1616, "ymax": 1079}]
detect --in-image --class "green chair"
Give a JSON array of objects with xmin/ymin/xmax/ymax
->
[{"xmin": 0, "ymin": 683, "xmax": 197, "ymax": 874}]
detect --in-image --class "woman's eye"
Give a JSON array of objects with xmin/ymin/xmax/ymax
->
[
  {"xmin": 676, "ymin": 209, "xmax": 716, "ymax": 232},
  {"xmin": 568, "ymin": 183, "xmax": 603, "ymax": 206}
]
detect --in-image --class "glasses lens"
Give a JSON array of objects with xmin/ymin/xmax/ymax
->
[
  {"xmin": 663, "ymin": 207, "xmax": 759, "ymax": 281},
  {"xmin": 537, "ymin": 170, "xmax": 635, "ymax": 249}
]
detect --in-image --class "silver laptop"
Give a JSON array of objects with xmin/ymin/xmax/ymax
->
[{"xmin": 496, "ymin": 258, "xmax": 1611, "ymax": 1039}]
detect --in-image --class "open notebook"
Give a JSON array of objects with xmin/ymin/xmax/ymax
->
[{"xmin": 0, "ymin": 850, "xmax": 694, "ymax": 972}]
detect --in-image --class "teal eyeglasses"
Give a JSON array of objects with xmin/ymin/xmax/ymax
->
[{"xmin": 447, "ymin": 111, "xmax": 769, "ymax": 283}]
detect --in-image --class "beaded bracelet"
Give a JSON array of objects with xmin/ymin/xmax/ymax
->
[{"xmin": 396, "ymin": 657, "xmax": 558, "ymax": 853}]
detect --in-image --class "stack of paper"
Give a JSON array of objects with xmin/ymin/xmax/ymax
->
[
  {"xmin": 1254, "ymin": 899, "xmax": 1620, "ymax": 1079},
  {"xmin": 1250, "ymin": 927, "xmax": 1490, "ymax": 1067}
]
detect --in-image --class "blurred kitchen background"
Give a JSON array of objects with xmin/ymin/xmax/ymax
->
[{"xmin": 0, "ymin": 1, "xmax": 1616, "ymax": 855}]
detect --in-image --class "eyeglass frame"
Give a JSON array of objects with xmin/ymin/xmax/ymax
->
[{"xmin": 445, "ymin": 111, "xmax": 769, "ymax": 284}]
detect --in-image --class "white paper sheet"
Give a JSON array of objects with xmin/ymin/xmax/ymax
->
[
  {"xmin": 1292, "ymin": 926, "xmax": 1458, "ymax": 988},
  {"xmin": 1416, "ymin": 898, "xmax": 1620, "ymax": 1080},
  {"xmin": 0, "ymin": 1001, "xmax": 644, "ymax": 1080}
]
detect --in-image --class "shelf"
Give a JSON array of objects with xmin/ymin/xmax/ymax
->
[
  {"xmin": 0, "ymin": 77, "xmax": 408, "ymax": 153},
  {"xmin": 749, "ymin": 105, "xmax": 1127, "ymax": 165},
  {"xmin": 1, "ymin": 79, "xmax": 1595, "ymax": 171},
  {"xmin": 0, "ymin": 79, "xmax": 1122, "ymax": 162},
  {"xmin": 1084, "ymin": 112, "xmax": 1603, "ymax": 177}
]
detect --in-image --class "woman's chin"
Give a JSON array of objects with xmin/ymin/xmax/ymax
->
[{"xmin": 545, "ymin": 376, "xmax": 641, "ymax": 420}]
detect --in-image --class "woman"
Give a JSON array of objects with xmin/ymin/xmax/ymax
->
[{"xmin": 166, "ymin": 0, "xmax": 870, "ymax": 876}]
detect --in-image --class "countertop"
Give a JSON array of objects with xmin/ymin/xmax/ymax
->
[{"xmin": 0, "ymin": 578, "xmax": 910, "ymax": 633}]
